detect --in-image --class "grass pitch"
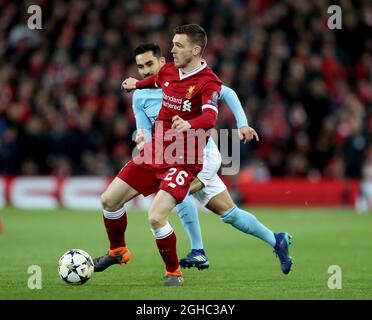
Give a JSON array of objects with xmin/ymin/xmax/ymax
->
[{"xmin": 0, "ymin": 207, "xmax": 371, "ymax": 300}]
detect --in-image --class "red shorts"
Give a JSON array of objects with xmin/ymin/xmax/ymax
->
[{"xmin": 117, "ymin": 160, "xmax": 199, "ymax": 203}]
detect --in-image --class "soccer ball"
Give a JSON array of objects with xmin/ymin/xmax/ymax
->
[{"xmin": 58, "ymin": 249, "xmax": 94, "ymax": 285}]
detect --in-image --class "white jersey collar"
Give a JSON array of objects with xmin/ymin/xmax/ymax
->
[{"xmin": 178, "ymin": 59, "xmax": 207, "ymax": 80}]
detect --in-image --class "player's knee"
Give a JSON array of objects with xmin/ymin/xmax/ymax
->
[
  {"xmin": 214, "ymin": 204, "xmax": 234, "ymax": 215},
  {"xmin": 207, "ymin": 194, "xmax": 235, "ymax": 215},
  {"xmin": 148, "ymin": 216, "xmax": 164, "ymax": 229},
  {"xmin": 148, "ymin": 211, "xmax": 167, "ymax": 229},
  {"xmin": 101, "ymin": 192, "xmax": 122, "ymax": 212}
]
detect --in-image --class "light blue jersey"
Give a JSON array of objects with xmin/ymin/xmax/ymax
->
[
  {"xmin": 132, "ymin": 85, "xmax": 248, "ymax": 141},
  {"xmin": 132, "ymin": 88, "xmax": 163, "ymax": 141}
]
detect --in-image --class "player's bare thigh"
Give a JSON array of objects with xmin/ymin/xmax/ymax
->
[
  {"xmin": 148, "ymin": 190, "xmax": 177, "ymax": 229},
  {"xmin": 189, "ymin": 177, "xmax": 204, "ymax": 194},
  {"xmin": 101, "ymin": 177, "xmax": 139, "ymax": 211},
  {"xmin": 205, "ymin": 189, "xmax": 235, "ymax": 215}
]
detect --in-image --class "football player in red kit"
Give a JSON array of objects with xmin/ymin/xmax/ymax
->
[{"xmin": 93, "ymin": 24, "xmax": 222, "ymax": 286}]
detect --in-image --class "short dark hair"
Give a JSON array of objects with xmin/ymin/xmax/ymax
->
[
  {"xmin": 134, "ymin": 43, "xmax": 162, "ymax": 58},
  {"xmin": 174, "ymin": 24, "xmax": 207, "ymax": 56}
]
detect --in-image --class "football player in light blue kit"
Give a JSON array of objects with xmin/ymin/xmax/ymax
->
[{"xmin": 131, "ymin": 43, "xmax": 293, "ymax": 274}]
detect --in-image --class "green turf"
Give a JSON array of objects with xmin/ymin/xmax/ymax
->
[{"xmin": 0, "ymin": 207, "xmax": 371, "ymax": 300}]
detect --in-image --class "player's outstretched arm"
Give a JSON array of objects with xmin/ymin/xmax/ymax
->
[
  {"xmin": 220, "ymin": 85, "xmax": 259, "ymax": 143},
  {"xmin": 220, "ymin": 85, "xmax": 248, "ymax": 128}
]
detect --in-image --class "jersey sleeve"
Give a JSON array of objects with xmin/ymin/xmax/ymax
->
[
  {"xmin": 132, "ymin": 91, "xmax": 153, "ymax": 141},
  {"xmin": 188, "ymin": 79, "xmax": 221, "ymax": 129},
  {"xmin": 188, "ymin": 108, "xmax": 217, "ymax": 129},
  {"xmin": 152, "ymin": 62, "xmax": 172, "ymax": 87},
  {"xmin": 200, "ymin": 81, "xmax": 222, "ymax": 115},
  {"xmin": 135, "ymin": 62, "xmax": 175, "ymax": 89},
  {"xmin": 220, "ymin": 85, "xmax": 249, "ymax": 128},
  {"xmin": 135, "ymin": 74, "xmax": 159, "ymax": 89}
]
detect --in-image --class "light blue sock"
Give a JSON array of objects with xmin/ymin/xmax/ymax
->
[
  {"xmin": 176, "ymin": 195, "xmax": 204, "ymax": 250},
  {"xmin": 220, "ymin": 206, "xmax": 276, "ymax": 247}
]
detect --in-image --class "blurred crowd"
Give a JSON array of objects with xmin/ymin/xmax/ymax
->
[{"xmin": 0, "ymin": 0, "xmax": 371, "ymax": 181}]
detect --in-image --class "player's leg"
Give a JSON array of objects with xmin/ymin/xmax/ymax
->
[
  {"xmin": 152, "ymin": 166, "xmax": 198, "ymax": 286},
  {"xmin": 194, "ymin": 175, "xmax": 293, "ymax": 274},
  {"xmin": 176, "ymin": 195, "xmax": 204, "ymax": 251},
  {"xmin": 101, "ymin": 177, "xmax": 139, "ymax": 251},
  {"xmin": 176, "ymin": 195, "xmax": 209, "ymax": 270},
  {"xmin": 188, "ymin": 177, "xmax": 204, "ymax": 194},
  {"xmin": 207, "ymin": 190, "xmax": 293, "ymax": 274},
  {"xmin": 149, "ymin": 190, "xmax": 183, "ymax": 286},
  {"xmin": 93, "ymin": 177, "xmax": 139, "ymax": 272},
  {"xmin": 206, "ymin": 190, "xmax": 277, "ymax": 246},
  {"xmin": 177, "ymin": 138, "xmax": 221, "ymax": 269},
  {"xmin": 94, "ymin": 161, "xmax": 158, "ymax": 272}
]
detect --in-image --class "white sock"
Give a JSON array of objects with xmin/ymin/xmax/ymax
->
[
  {"xmin": 151, "ymin": 223, "xmax": 173, "ymax": 239},
  {"xmin": 103, "ymin": 206, "xmax": 126, "ymax": 220}
]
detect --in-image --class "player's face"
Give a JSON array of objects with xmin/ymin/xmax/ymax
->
[
  {"xmin": 171, "ymin": 34, "xmax": 195, "ymax": 69},
  {"xmin": 135, "ymin": 51, "xmax": 164, "ymax": 79}
]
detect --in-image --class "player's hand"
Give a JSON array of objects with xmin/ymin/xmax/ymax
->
[
  {"xmin": 121, "ymin": 77, "xmax": 138, "ymax": 92},
  {"xmin": 239, "ymin": 126, "xmax": 259, "ymax": 143},
  {"xmin": 135, "ymin": 128, "xmax": 146, "ymax": 150},
  {"xmin": 172, "ymin": 115, "xmax": 191, "ymax": 132}
]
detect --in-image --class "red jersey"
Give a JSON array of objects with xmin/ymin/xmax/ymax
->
[{"xmin": 136, "ymin": 61, "xmax": 222, "ymax": 170}]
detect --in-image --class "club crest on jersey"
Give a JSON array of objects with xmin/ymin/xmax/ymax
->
[
  {"xmin": 182, "ymin": 99, "xmax": 192, "ymax": 112},
  {"xmin": 185, "ymin": 85, "xmax": 195, "ymax": 99}
]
